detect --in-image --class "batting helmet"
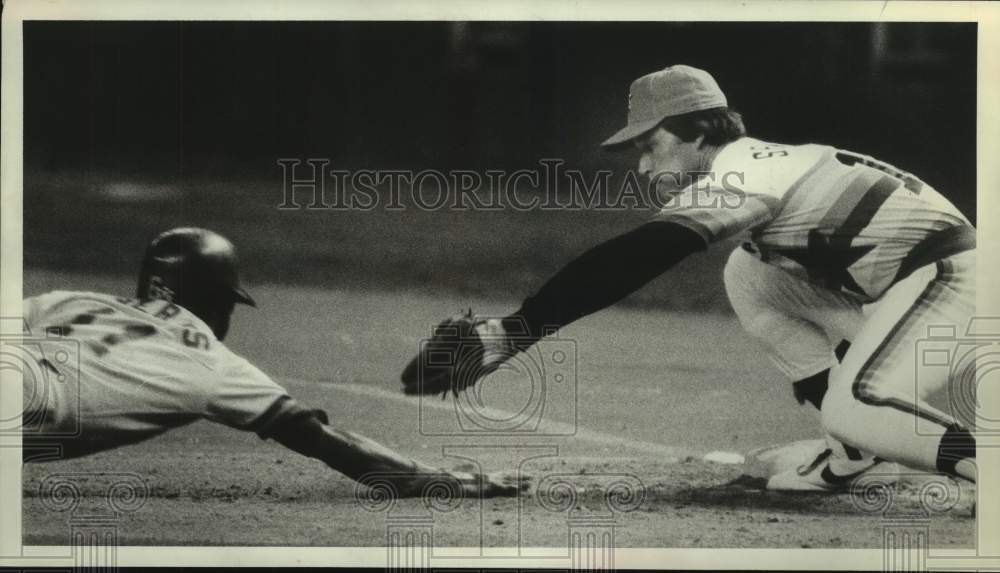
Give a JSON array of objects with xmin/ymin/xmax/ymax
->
[{"xmin": 136, "ymin": 227, "xmax": 256, "ymax": 309}]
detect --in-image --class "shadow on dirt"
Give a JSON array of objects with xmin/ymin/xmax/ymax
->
[{"xmin": 641, "ymin": 474, "xmax": 973, "ymax": 519}]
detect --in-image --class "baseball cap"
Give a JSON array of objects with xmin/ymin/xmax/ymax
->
[{"xmin": 601, "ymin": 65, "xmax": 728, "ymax": 150}]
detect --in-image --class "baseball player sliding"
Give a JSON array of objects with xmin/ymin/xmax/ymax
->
[
  {"xmin": 403, "ymin": 65, "xmax": 977, "ymax": 492},
  {"xmin": 22, "ymin": 227, "xmax": 526, "ymax": 498}
]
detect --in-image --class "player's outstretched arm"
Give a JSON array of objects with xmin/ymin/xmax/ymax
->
[
  {"xmin": 401, "ymin": 220, "xmax": 707, "ymax": 396},
  {"xmin": 504, "ymin": 219, "xmax": 707, "ymax": 349},
  {"xmin": 268, "ymin": 414, "xmax": 527, "ymax": 497}
]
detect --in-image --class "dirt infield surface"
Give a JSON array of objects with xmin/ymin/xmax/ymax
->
[{"xmin": 20, "ymin": 270, "xmax": 975, "ymax": 548}]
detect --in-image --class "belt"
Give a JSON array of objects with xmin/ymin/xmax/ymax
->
[
  {"xmin": 892, "ymin": 224, "xmax": 976, "ymax": 285},
  {"xmin": 742, "ymin": 224, "xmax": 976, "ymax": 286}
]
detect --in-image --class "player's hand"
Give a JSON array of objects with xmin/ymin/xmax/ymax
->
[
  {"xmin": 394, "ymin": 469, "xmax": 532, "ymax": 498},
  {"xmin": 400, "ymin": 310, "xmax": 514, "ymax": 397},
  {"xmin": 454, "ymin": 469, "xmax": 533, "ymax": 498}
]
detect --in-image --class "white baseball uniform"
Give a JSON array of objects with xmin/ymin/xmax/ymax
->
[
  {"xmin": 21, "ymin": 290, "xmax": 325, "ymax": 459},
  {"xmin": 656, "ymin": 136, "xmax": 975, "ymax": 470}
]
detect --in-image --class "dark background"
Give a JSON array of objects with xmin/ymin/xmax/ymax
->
[{"xmin": 23, "ymin": 21, "xmax": 977, "ymax": 309}]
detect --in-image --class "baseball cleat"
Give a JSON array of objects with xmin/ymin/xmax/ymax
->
[{"xmin": 765, "ymin": 448, "xmax": 899, "ymax": 492}]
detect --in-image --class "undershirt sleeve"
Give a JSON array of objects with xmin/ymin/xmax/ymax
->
[{"xmin": 507, "ymin": 220, "xmax": 708, "ymax": 346}]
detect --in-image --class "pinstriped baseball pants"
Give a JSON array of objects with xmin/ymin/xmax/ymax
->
[{"xmin": 725, "ymin": 246, "xmax": 976, "ymax": 475}]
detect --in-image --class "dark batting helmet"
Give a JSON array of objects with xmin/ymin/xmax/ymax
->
[{"xmin": 137, "ymin": 227, "xmax": 256, "ymax": 309}]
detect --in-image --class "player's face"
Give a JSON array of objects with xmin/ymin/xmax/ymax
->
[
  {"xmin": 634, "ymin": 127, "xmax": 705, "ymax": 193},
  {"xmin": 211, "ymin": 299, "xmax": 236, "ymax": 341},
  {"xmin": 190, "ymin": 297, "xmax": 236, "ymax": 341}
]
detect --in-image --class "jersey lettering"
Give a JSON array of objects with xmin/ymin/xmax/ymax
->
[
  {"xmin": 750, "ymin": 143, "xmax": 789, "ymax": 160},
  {"xmin": 154, "ymin": 303, "xmax": 182, "ymax": 321},
  {"xmin": 58, "ymin": 307, "xmax": 158, "ymax": 357},
  {"xmin": 660, "ymin": 137, "xmax": 971, "ymax": 301},
  {"xmin": 182, "ymin": 328, "xmax": 211, "ymax": 351},
  {"xmin": 835, "ymin": 151, "xmax": 923, "ymax": 195},
  {"xmin": 22, "ymin": 290, "xmax": 299, "ymax": 457}
]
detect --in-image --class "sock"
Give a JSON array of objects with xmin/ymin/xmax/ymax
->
[{"xmin": 936, "ymin": 424, "xmax": 976, "ymax": 480}]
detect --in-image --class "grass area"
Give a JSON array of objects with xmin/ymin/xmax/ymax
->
[{"xmin": 24, "ymin": 170, "xmax": 740, "ymax": 312}]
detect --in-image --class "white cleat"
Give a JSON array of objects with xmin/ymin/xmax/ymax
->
[{"xmin": 765, "ymin": 448, "xmax": 899, "ymax": 492}]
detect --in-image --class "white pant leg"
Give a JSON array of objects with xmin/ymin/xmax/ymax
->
[
  {"xmin": 725, "ymin": 246, "xmax": 879, "ymax": 473},
  {"xmin": 822, "ymin": 250, "xmax": 976, "ymax": 473},
  {"xmin": 724, "ymin": 246, "xmax": 866, "ymax": 381}
]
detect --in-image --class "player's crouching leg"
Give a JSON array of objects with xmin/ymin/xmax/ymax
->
[
  {"xmin": 819, "ymin": 367, "xmax": 975, "ymax": 483},
  {"xmin": 820, "ymin": 253, "xmax": 977, "ymax": 483}
]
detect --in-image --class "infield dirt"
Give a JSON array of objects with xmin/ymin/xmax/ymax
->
[{"xmin": 21, "ymin": 269, "xmax": 975, "ymax": 548}]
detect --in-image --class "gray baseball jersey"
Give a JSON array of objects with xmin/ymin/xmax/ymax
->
[{"xmin": 22, "ymin": 290, "xmax": 325, "ymax": 458}]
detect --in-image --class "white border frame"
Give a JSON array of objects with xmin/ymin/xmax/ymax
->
[{"xmin": 1, "ymin": 1, "xmax": 997, "ymax": 569}]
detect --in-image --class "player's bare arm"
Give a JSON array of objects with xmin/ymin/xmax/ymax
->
[
  {"xmin": 22, "ymin": 228, "xmax": 528, "ymax": 498},
  {"xmin": 268, "ymin": 413, "xmax": 526, "ymax": 497}
]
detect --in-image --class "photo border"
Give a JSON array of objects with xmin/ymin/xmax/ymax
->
[{"xmin": 1, "ymin": 0, "xmax": 997, "ymax": 569}]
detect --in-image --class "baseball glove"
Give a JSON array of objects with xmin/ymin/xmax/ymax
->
[{"xmin": 400, "ymin": 310, "xmax": 511, "ymax": 397}]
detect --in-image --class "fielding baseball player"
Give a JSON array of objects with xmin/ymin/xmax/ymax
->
[
  {"xmin": 22, "ymin": 227, "xmax": 524, "ymax": 498},
  {"xmin": 402, "ymin": 65, "xmax": 976, "ymax": 492}
]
